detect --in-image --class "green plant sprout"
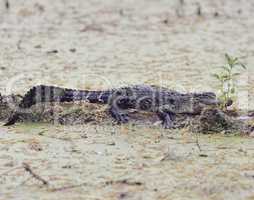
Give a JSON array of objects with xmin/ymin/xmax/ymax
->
[{"xmin": 212, "ymin": 53, "xmax": 246, "ymax": 111}]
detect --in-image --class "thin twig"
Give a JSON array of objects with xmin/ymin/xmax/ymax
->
[
  {"xmin": 22, "ymin": 163, "xmax": 49, "ymax": 186},
  {"xmin": 0, "ymin": 166, "xmax": 23, "ymax": 176},
  {"xmin": 196, "ymin": 3, "xmax": 202, "ymax": 16},
  {"xmin": 17, "ymin": 39, "xmax": 22, "ymax": 50},
  {"xmin": 5, "ymin": 0, "xmax": 9, "ymax": 10},
  {"xmin": 195, "ymin": 132, "xmax": 202, "ymax": 152},
  {"xmin": 49, "ymin": 183, "xmax": 87, "ymax": 192}
]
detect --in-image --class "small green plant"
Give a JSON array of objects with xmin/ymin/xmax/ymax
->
[{"xmin": 212, "ymin": 53, "xmax": 246, "ymax": 110}]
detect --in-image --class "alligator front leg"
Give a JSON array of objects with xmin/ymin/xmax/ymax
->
[
  {"xmin": 157, "ymin": 110, "xmax": 176, "ymax": 129},
  {"xmin": 109, "ymin": 105, "xmax": 129, "ymax": 124},
  {"xmin": 108, "ymin": 95, "xmax": 133, "ymax": 124}
]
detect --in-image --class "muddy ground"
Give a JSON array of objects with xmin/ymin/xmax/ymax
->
[{"xmin": 1, "ymin": 0, "xmax": 254, "ymax": 199}]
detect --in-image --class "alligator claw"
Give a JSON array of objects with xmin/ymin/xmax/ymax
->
[
  {"xmin": 162, "ymin": 119, "xmax": 174, "ymax": 129},
  {"xmin": 117, "ymin": 113, "xmax": 129, "ymax": 124}
]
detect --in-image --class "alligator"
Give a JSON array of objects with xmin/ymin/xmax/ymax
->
[{"xmin": 3, "ymin": 85, "xmax": 219, "ymax": 128}]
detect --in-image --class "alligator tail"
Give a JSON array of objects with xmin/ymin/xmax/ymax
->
[
  {"xmin": 3, "ymin": 85, "xmax": 111, "ymax": 126},
  {"xmin": 18, "ymin": 85, "xmax": 111, "ymax": 108}
]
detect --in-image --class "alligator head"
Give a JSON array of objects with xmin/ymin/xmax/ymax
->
[{"xmin": 191, "ymin": 92, "xmax": 219, "ymax": 113}]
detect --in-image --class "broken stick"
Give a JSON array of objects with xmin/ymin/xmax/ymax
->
[{"xmin": 23, "ymin": 162, "xmax": 49, "ymax": 186}]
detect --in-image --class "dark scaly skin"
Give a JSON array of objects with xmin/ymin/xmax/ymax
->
[{"xmin": 4, "ymin": 85, "xmax": 218, "ymax": 128}]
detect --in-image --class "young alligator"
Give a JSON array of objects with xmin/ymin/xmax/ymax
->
[{"xmin": 3, "ymin": 85, "xmax": 219, "ymax": 128}]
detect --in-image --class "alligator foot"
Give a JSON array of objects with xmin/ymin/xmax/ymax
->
[
  {"xmin": 157, "ymin": 111, "xmax": 175, "ymax": 129},
  {"xmin": 109, "ymin": 106, "xmax": 129, "ymax": 124},
  {"xmin": 4, "ymin": 113, "xmax": 20, "ymax": 126}
]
